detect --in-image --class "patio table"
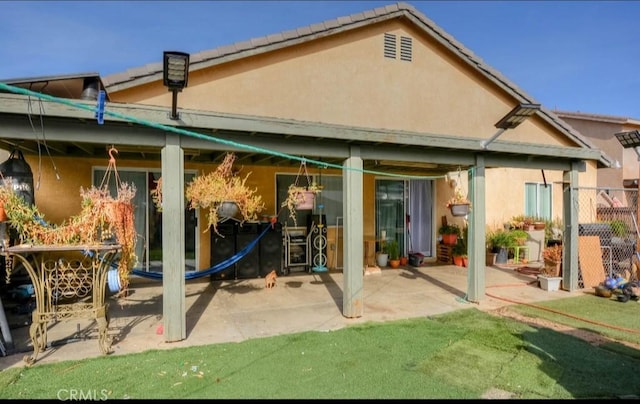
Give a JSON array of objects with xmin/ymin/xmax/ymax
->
[{"xmin": 1, "ymin": 243, "xmax": 121, "ymax": 365}]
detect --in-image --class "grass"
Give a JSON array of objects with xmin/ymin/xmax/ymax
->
[{"xmin": 1, "ymin": 297, "xmax": 639, "ymax": 399}]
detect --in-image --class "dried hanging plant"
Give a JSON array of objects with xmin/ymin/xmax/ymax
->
[
  {"xmin": 3, "ymin": 181, "xmax": 138, "ymax": 293},
  {"xmin": 185, "ymin": 152, "xmax": 265, "ymax": 235}
]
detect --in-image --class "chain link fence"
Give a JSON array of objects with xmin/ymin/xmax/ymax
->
[{"xmin": 576, "ymin": 186, "xmax": 638, "ymax": 288}]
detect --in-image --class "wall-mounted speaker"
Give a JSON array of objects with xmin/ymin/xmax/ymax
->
[
  {"xmin": 236, "ymin": 222, "xmax": 259, "ymax": 279},
  {"xmin": 259, "ymin": 222, "xmax": 283, "ymax": 276},
  {"xmin": 210, "ymin": 221, "xmax": 236, "ymax": 281}
]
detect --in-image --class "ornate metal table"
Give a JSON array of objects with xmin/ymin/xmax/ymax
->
[{"xmin": 2, "ymin": 244, "xmax": 121, "ymax": 365}]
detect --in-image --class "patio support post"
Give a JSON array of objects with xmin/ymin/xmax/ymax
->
[
  {"xmin": 161, "ymin": 134, "xmax": 186, "ymax": 341},
  {"xmin": 466, "ymin": 156, "xmax": 486, "ymax": 302},
  {"xmin": 562, "ymin": 163, "xmax": 581, "ymax": 291},
  {"xmin": 342, "ymin": 147, "xmax": 364, "ymax": 318}
]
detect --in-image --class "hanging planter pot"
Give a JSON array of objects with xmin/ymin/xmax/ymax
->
[
  {"xmin": 295, "ymin": 190, "xmax": 315, "ymax": 210},
  {"xmin": 217, "ymin": 201, "xmax": 240, "ymax": 218},
  {"xmin": 449, "ymin": 203, "xmax": 470, "ymax": 217}
]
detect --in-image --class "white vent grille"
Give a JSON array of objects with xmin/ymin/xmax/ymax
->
[
  {"xmin": 384, "ymin": 33, "xmax": 396, "ymax": 59},
  {"xmin": 400, "ymin": 36, "xmax": 412, "ymax": 61}
]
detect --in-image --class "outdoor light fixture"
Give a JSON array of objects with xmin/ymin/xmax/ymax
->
[
  {"xmin": 163, "ymin": 51, "xmax": 190, "ymax": 120},
  {"xmin": 615, "ymin": 130, "xmax": 640, "ymax": 149},
  {"xmin": 615, "ymin": 130, "xmax": 640, "ymax": 163},
  {"xmin": 480, "ymin": 103, "xmax": 541, "ymax": 149},
  {"xmin": 614, "ymin": 129, "xmax": 640, "ymax": 253}
]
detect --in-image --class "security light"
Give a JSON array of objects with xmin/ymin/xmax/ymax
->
[
  {"xmin": 163, "ymin": 51, "xmax": 190, "ymax": 120},
  {"xmin": 480, "ymin": 103, "xmax": 541, "ymax": 149},
  {"xmin": 614, "ymin": 130, "xmax": 640, "ymax": 148}
]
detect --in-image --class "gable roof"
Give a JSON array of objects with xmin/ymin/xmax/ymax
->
[{"xmin": 102, "ymin": 2, "xmax": 609, "ymax": 166}]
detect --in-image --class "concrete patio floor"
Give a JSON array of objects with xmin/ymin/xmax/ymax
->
[{"xmin": 0, "ymin": 263, "xmax": 585, "ymax": 370}]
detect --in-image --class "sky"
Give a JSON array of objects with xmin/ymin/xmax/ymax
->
[{"xmin": 1, "ymin": 1, "xmax": 638, "ymax": 118}]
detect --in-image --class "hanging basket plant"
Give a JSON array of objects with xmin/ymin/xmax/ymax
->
[
  {"xmin": 446, "ymin": 169, "xmax": 471, "ymax": 217},
  {"xmin": 185, "ymin": 152, "xmax": 265, "ymax": 235},
  {"xmin": 281, "ymin": 160, "xmax": 323, "ymax": 226},
  {"xmin": 2, "ymin": 147, "xmax": 138, "ymax": 295}
]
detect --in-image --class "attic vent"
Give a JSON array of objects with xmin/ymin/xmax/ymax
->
[
  {"xmin": 400, "ymin": 36, "xmax": 412, "ymax": 61},
  {"xmin": 384, "ymin": 33, "xmax": 396, "ymax": 59}
]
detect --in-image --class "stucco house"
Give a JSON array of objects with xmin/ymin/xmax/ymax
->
[{"xmin": 0, "ymin": 2, "xmax": 612, "ymax": 342}]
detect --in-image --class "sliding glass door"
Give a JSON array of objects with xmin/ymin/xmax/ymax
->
[{"xmin": 375, "ymin": 178, "xmax": 434, "ymax": 257}]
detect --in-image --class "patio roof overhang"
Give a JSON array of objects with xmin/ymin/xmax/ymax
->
[{"xmin": 0, "ymin": 92, "xmax": 606, "ymax": 176}]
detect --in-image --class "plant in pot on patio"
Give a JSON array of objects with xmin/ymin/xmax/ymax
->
[
  {"xmin": 387, "ymin": 239, "xmax": 401, "ymax": 268},
  {"xmin": 439, "ymin": 223, "xmax": 461, "ymax": 246},
  {"xmin": 487, "ymin": 229, "xmax": 516, "ymax": 264},
  {"xmin": 185, "ymin": 152, "xmax": 265, "ymax": 236},
  {"xmin": 539, "ymin": 244, "xmax": 563, "ymax": 291},
  {"xmin": 452, "ymin": 239, "xmax": 467, "ymax": 267}
]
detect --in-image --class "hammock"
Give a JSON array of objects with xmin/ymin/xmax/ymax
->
[{"xmin": 130, "ymin": 222, "xmax": 273, "ymax": 280}]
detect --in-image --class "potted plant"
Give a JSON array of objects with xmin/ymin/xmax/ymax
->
[
  {"xmin": 486, "ymin": 229, "xmax": 516, "ymax": 264},
  {"xmin": 387, "ymin": 239, "xmax": 400, "ymax": 268},
  {"xmin": 376, "ymin": 239, "xmax": 389, "ymax": 267},
  {"xmin": 185, "ymin": 152, "xmax": 265, "ymax": 235},
  {"xmin": 510, "ymin": 229, "xmax": 529, "ymax": 246},
  {"xmin": 452, "ymin": 240, "xmax": 467, "ymax": 267},
  {"xmin": 541, "ymin": 244, "xmax": 562, "ymax": 277},
  {"xmin": 446, "ymin": 185, "xmax": 471, "ymax": 217},
  {"xmin": 438, "ymin": 223, "xmax": 461, "ymax": 245},
  {"xmin": 2, "ymin": 180, "xmax": 138, "ymax": 294},
  {"xmin": 281, "ymin": 181, "xmax": 323, "ymax": 226}
]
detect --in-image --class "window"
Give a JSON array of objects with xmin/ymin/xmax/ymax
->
[
  {"xmin": 276, "ymin": 173, "xmax": 343, "ymax": 227},
  {"xmin": 525, "ymin": 182, "xmax": 552, "ymax": 220}
]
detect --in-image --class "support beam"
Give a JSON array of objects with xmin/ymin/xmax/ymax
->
[
  {"xmin": 161, "ymin": 134, "xmax": 186, "ymax": 341},
  {"xmin": 562, "ymin": 165, "xmax": 580, "ymax": 291},
  {"xmin": 466, "ymin": 156, "xmax": 486, "ymax": 302},
  {"xmin": 342, "ymin": 147, "xmax": 364, "ymax": 318}
]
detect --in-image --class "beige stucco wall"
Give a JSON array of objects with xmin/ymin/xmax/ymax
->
[
  {"xmin": 95, "ymin": 17, "xmax": 599, "ymax": 268},
  {"xmin": 112, "ymin": 20, "xmax": 571, "ymax": 148}
]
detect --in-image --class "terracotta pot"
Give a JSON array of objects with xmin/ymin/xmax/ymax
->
[
  {"xmin": 453, "ymin": 255, "xmax": 464, "ymax": 267},
  {"xmin": 399, "ymin": 256, "xmax": 408, "ymax": 266},
  {"xmin": 0, "ymin": 204, "xmax": 6, "ymax": 222},
  {"xmin": 389, "ymin": 259, "xmax": 400, "ymax": 268},
  {"xmin": 533, "ymin": 222, "xmax": 546, "ymax": 230},
  {"xmin": 442, "ymin": 234, "xmax": 458, "ymax": 245}
]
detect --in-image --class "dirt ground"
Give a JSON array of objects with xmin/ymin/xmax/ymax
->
[{"xmin": 490, "ymin": 306, "xmax": 640, "ymax": 351}]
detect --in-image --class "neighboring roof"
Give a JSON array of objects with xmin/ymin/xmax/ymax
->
[
  {"xmin": 0, "ymin": 72, "xmax": 109, "ymax": 101},
  {"xmin": 102, "ymin": 2, "xmax": 608, "ymax": 166},
  {"xmin": 553, "ymin": 110, "xmax": 640, "ymax": 126}
]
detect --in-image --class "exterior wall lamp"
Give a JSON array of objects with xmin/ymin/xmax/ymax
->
[
  {"xmin": 615, "ymin": 130, "xmax": 640, "ymax": 159},
  {"xmin": 480, "ymin": 103, "xmax": 541, "ymax": 149},
  {"xmin": 163, "ymin": 51, "xmax": 190, "ymax": 120},
  {"xmin": 614, "ymin": 129, "xmax": 640, "ymax": 253}
]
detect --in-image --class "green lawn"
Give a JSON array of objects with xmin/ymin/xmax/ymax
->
[{"xmin": 1, "ymin": 295, "xmax": 639, "ymax": 399}]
